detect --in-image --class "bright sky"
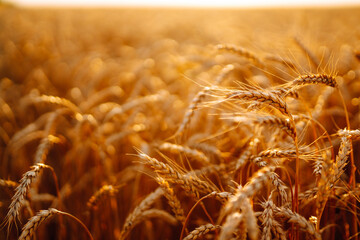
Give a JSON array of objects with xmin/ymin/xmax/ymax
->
[{"xmin": 8, "ymin": 0, "xmax": 360, "ymax": 7}]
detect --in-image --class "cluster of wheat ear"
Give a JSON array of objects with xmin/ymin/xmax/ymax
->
[{"xmin": 0, "ymin": 6, "xmax": 359, "ymax": 240}]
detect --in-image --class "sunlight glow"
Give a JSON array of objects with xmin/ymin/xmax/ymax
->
[{"xmin": 9, "ymin": 0, "xmax": 360, "ymax": 7}]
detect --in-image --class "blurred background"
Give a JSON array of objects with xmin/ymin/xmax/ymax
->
[{"xmin": 6, "ymin": 0, "xmax": 360, "ymax": 7}]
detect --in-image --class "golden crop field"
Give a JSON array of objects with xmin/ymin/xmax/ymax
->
[{"xmin": 0, "ymin": 5, "xmax": 360, "ymax": 240}]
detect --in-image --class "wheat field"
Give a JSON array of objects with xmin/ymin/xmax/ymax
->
[{"xmin": 0, "ymin": 5, "xmax": 360, "ymax": 240}]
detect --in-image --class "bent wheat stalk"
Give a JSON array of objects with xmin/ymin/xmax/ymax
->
[{"xmin": 19, "ymin": 208, "xmax": 93, "ymax": 240}]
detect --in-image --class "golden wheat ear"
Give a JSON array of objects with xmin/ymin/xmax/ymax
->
[
  {"xmin": 87, "ymin": 184, "xmax": 122, "ymax": 209},
  {"xmin": 156, "ymin": 177, "xmax": 185, "ymax": 223},
  {"xmin": 292, "ymin": 74, "xmax": 338, "ymax": 88},
  {"xmin": 19, "ymin": 208, "xmax": 94, "ymax": 240},
  {"xmin": 216, "ymin": 44, "xmax": 264, "ymax": 66},
  {"xmin": 274, "ymin": 207, "xmax": 321, "ymax": 240},
  {"xmin": 2, "ymin": 163, "xmax": 50, "ymax": 233},
  {"xmin": 260, "ymin": 196, "xmax": 287, "ymax": 240},
  {"xmin": 120, "ymin": 187, "xmax": 164, "ymax": 240},
  {"xmin": 184, "ymin": 223, "xmax": 221, "ymax": 240},
  {"xmin": 226, "ymin": 90, "xmax": 289, "ymax": 116}
]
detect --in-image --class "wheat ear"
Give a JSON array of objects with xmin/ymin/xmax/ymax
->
[
  {"xmin": 158, "ymin": 142, "xmax": 209, "ymax": 164},
  {"xmin": 103, "ymin": 91, "xmax": 167, "ymax": 122},
  {"xmin": 176, "ymin": 65, "xmax": 234, "ymax": 137},
  {"xmin": 0, "ymin": 179, "xmax": 18, "ymax": 189},
  {"xmin": 226, "ymin": 90, "xmax": 288, "ymax": 115},
  {"xmin": 260, "ymin": 196, "xmax": 286, "ymax": 240},
  {"xmin": 19, "ymin": 208, "xmax": 93, "ymax": 240},
  {"xmin": 176, "ymin": 86, "xmax": 212, "ymax": 137},
  {"xmin": 18, "ymin": 208, "xmax": 60, "ymax": 240},
  {"xmin": 255, "ymin": 116, "xmax": 296, "ymax": 139},
  {"xmin": 184, "ymin": 223, "xmax": 220, "ymax": 240},
  {"xmin": 235, "ymin": 138, "xmax": 259, "ymax": 171},
  {"xmin": 87, "ymin": 185, "xmax": 119, "ymax": 209},
  {"xmin": 3, "ymin": 163, "xmax": 50, "ymax": 231},
  {"xmin": 216, "ymin": 44, "xmax": 263, "ymax": 66},
  {"xmin": 135, "ymin": 209, "xmax": 178, "ymax": 226},
  {"xmin": 221, "ymin": 193, "xmax": 259, "ymax": 240},
  {"xmin": 338, "ymin": 128, "xmax": 360, "ymax": 140},
  {"xmin": 79, "ymin": 85, "xmax": 123, "ymax": 111},
  {"xmin": 292, "ymin": 74, "xmax": 338, "ymax": 88},
  {"xmin": 330, "ymin": 136, "xmax": 351, "ymax": 188},
  {"xmin": 219, "ymin": 212, "xmax": 244, "ymax": 240},
  {"xmin": 137, "ymin": 150, "xmax": 217, "ymax": 197},
  {"xmin": 156, "ymin": 177, "xmax": 185, "ymax": 223},
  {"xmin": 120, "ymin": 187, "xmax": 164, "ymax": 240},
  {"xmin": 223, "ymin": 166, "xmax": 274, "ymax": 216},
  {"xmin": 274, "ymin": 207, "xmax": 321, "ymax": 240},
  {"xmin": 31, "ymin": 94, "xmax": 80, "ymax": 114}
]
